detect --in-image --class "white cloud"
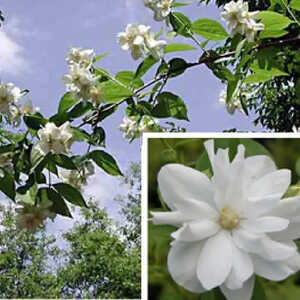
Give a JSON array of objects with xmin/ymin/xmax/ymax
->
[{"xmin": 0, "ymin": 17, "xmax": 29, "ymax": 76}]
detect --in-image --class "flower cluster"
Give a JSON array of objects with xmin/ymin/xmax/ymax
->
[
  {"xmin": 61, "ymin": 161, "xmax": 95, "ymax": 190},
  {"xmin": 63, "ymin": 47, "xmax": 102, "ymax": 103},
  {"xmin": 37, "ymin": 122, "xmax": 74, "ymax": 155},
  {"xmin": 16, "ymin": 201, "xmax": 55, "ymax": 230},
  {"xmin": 0, "ymin": 82, "xmax": 39, "ymax": 126},
  {"xmin": 119, "ymin": 115, "xmax": 159, "ymax": 140},
  {"xmin": 152, "ymin": 140, "xmax": 300, "ymax": 300},
  {"xmin": 144, "ymin": 0, "xmax": 173, "ymax": 21},
  {"xmin": 118, "ymin": 24, "xmax": 167, "ymax": 60},
  {"xmin": 221, "ymin": 0, "xmax": 264, "ymax": 42}
]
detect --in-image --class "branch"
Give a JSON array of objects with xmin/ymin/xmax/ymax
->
[{"xmin": 78, "ymin": 35, "xmax": 299, "ymax": 128}]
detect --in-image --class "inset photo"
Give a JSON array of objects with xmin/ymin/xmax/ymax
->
[{"xmin": 143, "ymin": 134, "xmax": 300, "ymax": 300}]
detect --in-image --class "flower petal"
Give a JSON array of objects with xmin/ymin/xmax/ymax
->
[
  {"xmin": 221, "ymin": 276, "xmax": 255, "ymax": 300},
  {"xmin": 247, "ymin": 169, "xmax": 291, "ymax": 200},
  {"xmin": 171, "ymin": 220, "xmax": 220, "ymax": 242},
  {"xmin": 233, "ymin": 228, "xmax": 295, "ymax": 260},
  {"xmin": 269, "ymin": 196, "xmax": 300, "ymax": 220},
  {"xmin": 168, "ymin": 241, "xmax": 206, "ymax": 293},
  {"xmin": 158, "ymin": 164, "xmax": 214, "ymax": 210},
  {"xmin": 151, "ymin": 211, "xmax": 191, "ymax": 226},
  {"xmin": 270, "ymin": 222, "xmax": 300, "ymax": 241},
  {"xmin": 252, "ymin": 255, "xmax": 294, "ymax": 281},
  {"xmin": 225, "ymin": 243, "xmax": 253, "ymax": 289},
  {"xmin": 242, "ymin": 216, "xmax": 289, "ymax": 233},
  {"xmin": 244, "ymin": 155, "xmax": 276, "ymax": 184},
  {"xmin": 197, "ymin": 231, "xmax": 233, "ymax": 290}
]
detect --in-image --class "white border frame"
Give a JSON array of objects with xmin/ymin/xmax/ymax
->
[{"xmin": 141, "ymin": 132, "xmax": 300, "ymax": 299}]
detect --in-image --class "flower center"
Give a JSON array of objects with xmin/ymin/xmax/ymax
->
[{"xmin": 219, "ymin": 206, "xmax": 240, "ymax": 230}]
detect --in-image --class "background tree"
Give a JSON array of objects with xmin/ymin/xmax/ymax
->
[
  {"xmin": 0, "ymin": 163, "xmax": 141, "ymax": 299},
  {"xmin": 0, "ymin": 204, "xmax": 62, "ymax": 299}
]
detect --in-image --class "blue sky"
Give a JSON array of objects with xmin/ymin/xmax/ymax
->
[{"xmin": 0, "ymin": 0, "xmax": 259, "ymax": 233}]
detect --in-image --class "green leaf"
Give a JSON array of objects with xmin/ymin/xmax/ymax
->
[
  {"xmin": 101, "ymin": 80, "xmax": 133, "ymax": 103},
  {"xmin": 244, "ymin": 73, "xmax": 274, "ymax": 83},
  {"xmin": 53, "ymin": 183, "xmax": 87, "ymax": 208},
  {"xmin": 257, "ymin": 11, "xmax": 293, "ymax": 38},
  {"xmin": 192, "ymin": 18, "xmax": 229, "ymax": 41},
  {"xmin": 0, "ymin": 144, "xmax": 14, "ymax": 154},
  {"xmin": 290, "ymin": 0, "xmax": 300, "ymax": 10},
  {"xmin": 164, "ymin": 43, "xmax": 196, "ymax": 54},
  {"xmin": 68, "ymin": 101, "xmax": 92, "ymax": 118},
  {"xmin": 152, "ymin": 92, "xmax": 189, "ymax": 120},
  {"xmin": 135, "ymin": 56, "xmax": 159, "ymax": 78},
  {"xmin": 0, "ymin": 171, "xmax": 15, "ymax": 201},
  {"xmin": 172, "ymin": 2, "xmax": 190, "ymax": 7},
  {"xmin": 88, "ymin": 150, "xmax": 122, "ymax": 176},
  {"xmin": 168, "ymin": 58, "xmax": 189, "ymax": 77},
  {"xmin": 23, "ymin": 115, "xmax": 47, "ymax": 130},
  {"xmin": 71, "ymin": 128, "xmax": 90, "ymax": 142},
  {"xmin": 92, "ymin": 52, "xmax": 108, "ymax": 63},
  {"xmin": 90, "ymin": 127, "xmax": 106, "ymax": 147},
  {"xmin": 58, "ymin": 92, "xmax": 78, "ymax": 114},
  {"xmin": 169, "ymin": 12, "xmax": 193, "ymax": 37},
  {"xmin": 252, "ymin": 278, "xmax": 267, "ymax": 300},
  {"xmin": 115, "ymin": 71, "xmax": 144, "ymax": 89},
  {"xmin": 46, "ymin": 188, "xmax": 72, "ymax": 218},
  {"xmin": 54, "ymin": 154, "xmax": 77, "ymax": 170}
]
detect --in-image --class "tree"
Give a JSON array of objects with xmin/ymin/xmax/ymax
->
[
  {"xmin": 0, "ymin": 163, "xmax": 141, "ymax": 299},
  {"xmin": 0, "ymin": 204, "xmax": 62, "ymax": 298},
  {"xmin": 59, "ymin": 201, "xmax": 141, "ymax": 299},
  {"xmin": 115, "ymin": 162, "xmax": 141, "ymax": 249}
]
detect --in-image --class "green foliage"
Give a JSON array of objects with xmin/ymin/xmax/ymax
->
[
  {"xmin": 88, "ymin": 150, "xmax": 123, "ymax": 176},
  {"xmin": 0, "ymin": 163, "xmax": 141, "ymax": 298},
  {"xmin": 152, "ymin": 92, "xmax": 189, "ymax": 120},
  {"xmin": 164, "ymin": 43, "xmax": 196, "ymax": 53},
  {"xmin": 257, "ymin": 11, "xmax": 293, "ymax": 38},
  {"xmin": 192, "ymin": 18, "xmax": 229, "ymax": 41}
]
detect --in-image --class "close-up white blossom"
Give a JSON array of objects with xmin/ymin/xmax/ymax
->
[
  {"xmin": 15, "ymin": 201, "xmax": 55, "ymax": 230},
  {"xmin": 119, "ymin": 115, "xmax": 159, "ymax": 140},
  {"xmin": 117, "ymin": 24, "xmax": 167, "ymax": 60},
  {"xmin": 63, "ymin": 63, "xmax": 99, "ymax": 101},
  {"xmin": 144, "ymin": 0, "xmax": 174, "ymax": 21},
  {"xmin": 221, "ymin": 0, "xmax": 264, "ymax": 42},
  {"xmin": 151, "ymin": 139, "xmax": 300, "ymax": 300},
  {"xmin": 292, "ymin": 126, "xmax": 300, "ymax": 133},
  {"xmin": 0, "ymin": 82, "xmax": 23, "ymax": 113},
  {"xmin": 37, "ymin": 121, "xmax": 73, "ymax": 155},
  {"xmin": 66, "ymin": 47, "xmax": 94, "ymax": 68}
]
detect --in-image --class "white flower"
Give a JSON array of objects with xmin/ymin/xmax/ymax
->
[
  {"xmin": 16, "ymin": 201, "xmax": 55, "ymax": 230},
  {"xmin": 66, "ymin": 47, "xmax": 94, "ymax": 67},
  {"xmin": 144, "ymin": 0, "xmax": 174, "ymax": 21},
  {"xmin": 0, "ymin": 82, "xmax": 22, "ymax": 113},
  {"xmin": 221, "ymin": 0, "xmax": 264, "ymax": 42},
  {"xmin": 8, "ymin": 104, "xmax": 23, "ymax": 127},
  {"xmin": 292, "ymin": 126, "xmax": 300, "ymax": 133},
  {"xmin": 117, "ymin": 24, "xmax": 166, "ymax": 60},
  {"xmin": 219, "ymin": 89, "xmax": 243, "ymax": 114},
  {"xmin": 61, "ymin": 161, "xmax": 95, "ymax": 190},
  {"xmin": 152, "ymin": 139, "xmax": 300, "ymax": 300},
  {"xmin": 63, "ymin": 64, "xmax": 97, "ymax": 100},
  {"xmin": 119, "ymin": 115, "xmax": 159, "ymax": 140},
  {"xmin": 37, "ymin": 122, "xmax": 73, "ymax": 154}
]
